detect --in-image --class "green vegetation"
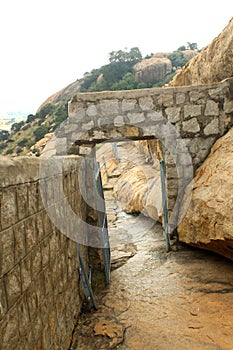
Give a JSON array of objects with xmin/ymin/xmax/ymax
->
[
  {"xmin": 80, "ymin": 47, "xmax": 144, "ymax": 92},
  {"xmin": 0, "ymin": 130, "xmax": 10, "ymax": 141},
  {"xmin": 167, "ymin": 50, "xmax": 189, "ymax": 68},
  {"xmin": 0, "ymin": 101, "xmax": 68, "ymax": 156},
  {"xmin": 80, "ymin": 45, "xmax": 197, "ymax": 93}
]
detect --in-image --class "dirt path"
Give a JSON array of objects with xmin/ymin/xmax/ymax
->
[{"xmin": 70, "ymin": 184, "xmax": 233, "ymax": 350}]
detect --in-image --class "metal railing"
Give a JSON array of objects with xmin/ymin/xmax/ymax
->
[
  {"xmin": 95, "ymin": 161, "xmax": 111, "ymax": 284},
  {"xmin": 160, "ymin": 160, "xmax": 171, "ymax": 252},
  {"xmin": 76, "ymin": 243, "xmax": 97, "ymax": 310}
]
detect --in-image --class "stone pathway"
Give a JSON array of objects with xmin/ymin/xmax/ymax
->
[{"xmin": 70, "ymin": 179, "xmax": 233, "ymax": 350}]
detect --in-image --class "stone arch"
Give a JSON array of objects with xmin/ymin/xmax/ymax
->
[{"xmin": 43, "ymin": 78, "xmax": 233, "ymax": 233}]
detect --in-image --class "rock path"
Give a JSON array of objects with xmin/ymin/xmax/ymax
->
[{"xmin": 70, "ymin": 177, "xmax": 233, "ymax": 349}]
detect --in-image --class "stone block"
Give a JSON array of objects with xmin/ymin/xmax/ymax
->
[
  {"xmin": 86, "ymin": 104, "xmax": 98, "ymax": 117},
  {"xmin": 224, "ymin": 100, "xmax": 233, "ymax": 113},
  {"xmin": 204, "ymin": 119, "xmax": 219, "ymax": 135},
  {"xmin": 189, "ymin": 90, "xmax": 206, "ymax": 102},
  {"xmin": 99, "ymin": 99, "xmax": 120, "ymax": 116},
  {"xmin": 28, "ymin": 182, "xmax": 39, "ymax": 216},
  {"xmin": 49, "ymin": 305, "xmax": 56, "ymax": 338},
  {"xmin": 43, "ymin": 211, "xmax": 54, "ymax": 237},
  {"xmin": 20, "ymin": 255, "xmax": 31, "ymax": 293},
  {"xmin": 31, "ymin": 246, "xmax": 42, "ymax": 281},
  {"xmin": 16, "ymin": 184, "xmax": 28, "ymax": 220},
  {"xmin": 164, "ymin": 154, "xmax": 176, "ymax": 165},
  {"xmin": 82, "ymin": 120, "xmax": 94, "ymax": 131},
  {"xmin": 0, "ymin": 307, "xmax": 20, "ymax": 350},
  {"xmin": 64, "ymin": 123, "xmax": 80, "ymax": 135},
  {"xmin": 21, "ymin": 329, "xmax": 36, "ymax": 350},
  {"xmin": 175, "ymin": 92, "xmax": 186, "ymax": 104},
  {"xmin": 41, "ymin": 237, "xmax": 50, "ymax": 268},
  {"xmin": 127, "ymin": 112, "xmax": 145, "ymax": 124},
  {"xmin": 204, "ymin": 100, "xmax": 219, "ymax": 116},
  {"xmin": 182, "ymin": 118, "xmax": 200, "ymax": 133},
  {"xmin": 157, "ymin": 93, "xmax": 173, "ymax": 106},
  {"xmin": 184, "ymin": 104, "xmax": 202, "ymax": 119},
  {"xmin": 114, "ymin": 115, "xmax": 124, "ymax": 126},
  {"xmin": 25, "ymin": 217, "xmax": 37, "ymax": 252},
  {"xmin": 0, "ymin": 279, "xmax": 7, "ymax": 320},
  {"xmin": 32, "ymin": 310, "xmax": 43, "ymax": 347},
  {"xmin": 55, "ymin": 137, "xmax": 67, "ymax": 155},
  {"xmin": 26, "ymin": 280, "xmax": 43, "ymax": 320},
  {"xmin": 42, "ymin": 323, "xmax": 52, "ymax": 349},
  {"xmin": 14, "ymin": 221, "xmax": 26, "ymax": 264},
  {"xmin": 167, "ymin": 184, "xmax": 178, "ymax": 197},
  {"xmin": 122, "ymin": 99, "xmax": 137, "ymax": 112},
  {"xmin": 43, "ymin": 265, "xmax": 53, "ymax": 297},
  {"xmin": 71, "ymin": 130, "xmax": 87, "ymax": 142},
  {"xmin": 0, "ymin": 227, "xmax": 14, "ymax": 276},
  {"xmin": 208, "ymin": 85, "xmax": 229, "ymax": 99},
  {"xmin": 165, "ymin": 107, "xmax": 181, "ymax": 123},
  {"xmin": 147, "ymin": 111, "xmax": 164, "ymax": 122},
  {"xmin": 139, "ymin": 96, "xmax": 154, "ymax": 111},
  {"xmin": 167, "ymin": 197, "xmax": 176, "ymax": 211},
  {"xmin": 17, "ymin": 295, "xmax": 30, "ymax": 337},
  {"xmin": 176, "ymin": 152, "xmax": 193, "ymax": 166},
  {"xmin": 0, "ymin": 188, "xmax": 17, "ymax": 230},
  {"xmin": 36, "ymin": 212, "xmax": 45, "ymax": 242},
  {"xmin": 68, "ymin": 106, "xmax": 86, "ymax": 122},
  {"xmin": 5, "ymin": 265, "xmax": 21, "ymax": 308},
  {"xmin": 165, "ymin": 165, "xmax": 177, "ymax": 179}
]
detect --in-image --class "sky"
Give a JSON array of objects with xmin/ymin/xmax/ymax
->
[{"xmin": 0, "ymin": 0, "xmax": 232, "ymax": 116}]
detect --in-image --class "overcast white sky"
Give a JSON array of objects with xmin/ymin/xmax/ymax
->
[{"xmin": 0, "ymin": 0, "xmax": 232, "ymax": 115}]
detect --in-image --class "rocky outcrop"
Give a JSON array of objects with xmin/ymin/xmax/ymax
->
[
  {"xmin": 134, "ymin": 56, "xmax": 172, "ymax": 84},
  {"xmin": 178, "ymin": 127, "xmax": 233, "ymax": 260},
  {"xmin": 114, "ymin": 160, "xmax": 162, "ymax": 222},
  {"xmin": 30, "ymin": 132, "xmax": 53, "ymax": 155},
  {"xmin": 37, "ymin": 80, "xmax": 81, "ymax": 111},
  {"xmin": 169, "ymin": 17, "xmax": 233, "ymax": 86}
]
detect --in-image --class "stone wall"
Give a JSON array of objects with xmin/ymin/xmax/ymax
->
[
  {"xmin": 0, "ymin": 156, "xmax": 88, "ymax": 350},
  {"xmin": 50, "ymin": 77, "xmax": 233, "ymax": 233}
]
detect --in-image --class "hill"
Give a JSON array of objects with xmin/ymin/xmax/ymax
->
[
  {"xmin": 0, "ymin": 45, "xmax": 198, "ymax": 156},
  {"xmin": 169, "ymin": 17, "xmax": 233, "ymax": 86}
]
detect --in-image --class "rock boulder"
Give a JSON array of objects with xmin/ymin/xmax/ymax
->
[
  {"xmin": 178, "ymin": 127, "xmax": 233, "ymax": 260},
  {"xmin": 134, "ymin": 56, "xmax": 172, "ymax": 84},
  {"xmin": 114, "ymin": 161, "xmax": 162, "ymax": 222},
  {"xmin": 169, "ymin": 17, "xmax": 233, "ymax": 86}
]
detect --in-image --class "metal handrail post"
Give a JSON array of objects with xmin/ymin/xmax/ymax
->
[
  {"xmin": 160, "ymin": 160, "xmax": 171, "ymax": 252},
  {"xmin": 112, "ymin": 143, "xmax": 119, "ymax": 163}
]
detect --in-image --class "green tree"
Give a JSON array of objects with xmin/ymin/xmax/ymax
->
[
  {"xmin": 16, "ymin": 147, "xmax": 23, "ymax": 154},
  {"xmin": 177, "ymin": 45, "xmax": 186, "ymax": 51},
  {"xmin": 111, "ymin": 72, "xmax": 138, "ymax": 90},
  {"xmin": 109, "ymin": 49, "xmax": 128, "ymax": 63},
  {"xmin": 5, "ymin": 148, "xmax": 14, "ymax": 155},
  {"xmin": 0, "ymin": 143, "xmax": 7, "ymax": 151},
  {"xmin": 26, "ymin": 114, "xmax": 36, "ymax": 123},
  {"xmin": 11, "ymin": 120, "xmax": 25, "ymax": 132},
  {"xmin": 100, "ymin": 62, "xmax": 132, "ymax": 86},
  {"xmin": 17, "ymin": 138, "xmax": 28, "ymax": 147},
  {"xmin": 168, "ymin": 51, "xmax": 188, "ymax": 68},
  {"xmin": 128, "ymin": 47, "xmax": 142, "ymax": 63},
  {"xmin": 187, "ymin": 42, "xmax": 198, "ymax": 50},
  {"xmin": 0, "ymin": 130, "xmax": 10, "ymax": 141},
  {"xmin": 33, "ymin": 125, "xmax": 49, "ymax": 142},
  {"xmin": 80, "ymin": 69, "xmax": 100, "ymax": 92},
  {"xmin": 36, "ymin": 103, "xmax": 56, "ymax": 120},
  {"xmin": 109, "ymin": 47, "xmax": 142, "ymax": 63}
]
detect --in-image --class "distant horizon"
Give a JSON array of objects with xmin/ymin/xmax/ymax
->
[{"xmin": 0, "ymin": 111, "xmax": 30, "ymax": 118}]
